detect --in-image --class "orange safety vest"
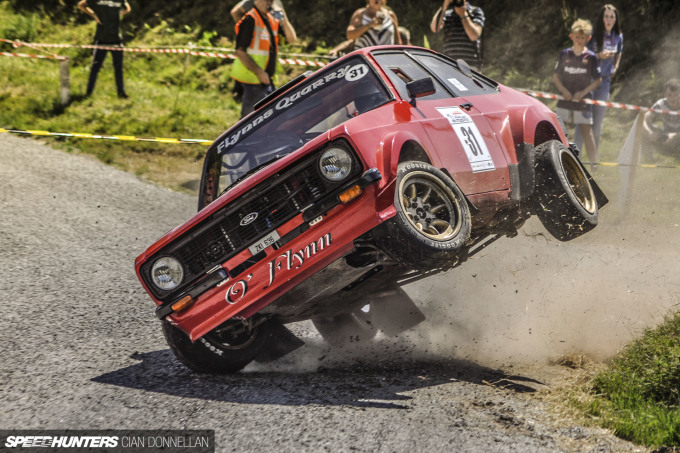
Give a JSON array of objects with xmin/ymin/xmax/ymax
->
[{"xmin": 232, "ymin": 8, "xmax": 280, "ymax": 84}]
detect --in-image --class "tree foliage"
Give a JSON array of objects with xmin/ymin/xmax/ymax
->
[{"xmin": 8, "ymin": 0, "xmax": 680, "ymax": 104}]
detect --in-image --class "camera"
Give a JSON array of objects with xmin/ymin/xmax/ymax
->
[{"xmin": 452, "ymin": 0, "xmax": 465, "ymax": 6}]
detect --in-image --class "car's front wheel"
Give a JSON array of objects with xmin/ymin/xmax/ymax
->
[
  {"xmin": 375, "ymin": 161, "xmax": 471, "ymax": 269},
  {"xmin": 533, "ymin": 140, "xmax": 599, "ymax": 241},
  {"xmin": 162, "ymin": 318, "xmax": 271, "ymax": 373}
]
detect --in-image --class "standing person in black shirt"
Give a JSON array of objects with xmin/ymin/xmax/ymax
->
[
  {"xmin": 78, "ymin": 0, "xmax": 131, "ymax": 98},
  {"xmin": 430, "ymin": 0, "xmax": 484, "ymax": 70}
]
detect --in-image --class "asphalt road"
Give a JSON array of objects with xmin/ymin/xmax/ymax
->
[{"xmin": 3, "ymin": 133, "xmax": 669, "ymax": 452}]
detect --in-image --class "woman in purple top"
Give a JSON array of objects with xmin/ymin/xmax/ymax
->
[{"xmin": 575, "ymin": 4, "xmax": 623, "ymax": 152}]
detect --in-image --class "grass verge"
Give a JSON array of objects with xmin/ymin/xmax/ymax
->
[
  {"xmin": 0, "ymin": 3, "xmax": 308, "ymax": 193},
  {"xmin": 567, "ymin": 313, "xmax": 680, "ymax": 448}
]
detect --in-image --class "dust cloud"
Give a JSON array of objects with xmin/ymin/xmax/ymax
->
[{"xmin": 251, "ymin": 164, "xmax": 680, "ymax": 373}]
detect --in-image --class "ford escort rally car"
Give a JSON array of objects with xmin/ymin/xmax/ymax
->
[{"xmin": 135, "ymin": 46, "xmax": 608, "ymax": 373}]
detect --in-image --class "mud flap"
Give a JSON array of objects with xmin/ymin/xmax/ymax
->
[
  {"xmin": 254, "ymin": 320, "xmax": 305, "ymax": 363},
  {"xmin": 368, "ymin": 286, "xmax": 426, "ymax": 336}
]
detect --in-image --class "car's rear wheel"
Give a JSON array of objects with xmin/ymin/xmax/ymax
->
[
  {"xmin": 162, "ymin": 318, "xmax": 271, "ymax": 373},
  {"xmin": 533, "ymin": 140, "xmax": 599, "ymax": 241},
  {"xmin": 375, "ymin": 161, "xmax": 471, "ymax": 269},
  {"xmin": 312, "ymin": 305, "xmax": 377, "ymax": 347}
]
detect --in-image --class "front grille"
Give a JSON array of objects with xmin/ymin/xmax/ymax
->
[
  {"xmin": 176, "ymin": 163, "xmax": 331, "ymax": 277},
  {"xmin": 144, "ymin": 146, "xmax": 360, "ymax": 302}
]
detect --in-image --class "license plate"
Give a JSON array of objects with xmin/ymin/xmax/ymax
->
[{"xmin": 248, "ymin": 230, "xmax": 281, "ymax": 255}]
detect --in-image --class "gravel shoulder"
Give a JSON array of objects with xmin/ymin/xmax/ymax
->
[{"xmin": 2, "ymin": 134, "xmax": 671, "ymax": 452}]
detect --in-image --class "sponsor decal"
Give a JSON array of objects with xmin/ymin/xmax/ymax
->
[
  {"xmin": 240, "ymin": 212, "xmax": 258, "ymax": 226},
  {"xmin": 217, "ymin": 64, "xmax": 356, "ymax": 154},
  {"xmin": 436, "ymin": 106, "xmax": 495, "ymax": 173},
  {"xmin": 216, "ymin": 233, "xmax": 332, "ymax": 306},
  {"xmin": 265, "ymin": 233, "xmax": 332, "ymax": 287},
  {"xmin": 224, "ymin": 274, "xmax": 253, "ymax": 305},
  {"xmin": 447, "ymin": 77, "xmax": 468, "ymax": 92}
]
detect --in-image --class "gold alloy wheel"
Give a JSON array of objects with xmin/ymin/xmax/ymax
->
[
  {"xmin": 560, "ymin": 149, "xmax": 597, "ymax": 215},
  {"xmin": 398, "ymin": 171, "xmax": 463, "ymax": 241}
]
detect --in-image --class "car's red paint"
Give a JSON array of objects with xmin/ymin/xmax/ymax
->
[{"xmin": 135, "ymin": 46, "xmax": 602, "ymax": 354}]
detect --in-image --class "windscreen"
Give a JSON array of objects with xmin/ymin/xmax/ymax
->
[{"xmin": 208, "ymin": 57, "xmax": 391, "ymax": 196}]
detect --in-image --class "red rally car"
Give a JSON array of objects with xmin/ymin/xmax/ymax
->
[{"xmin": 135, "ymin": 46, "xmax": 608, "ymax": 373}]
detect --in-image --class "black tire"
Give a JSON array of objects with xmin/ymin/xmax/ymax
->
[
  {"xmin": 533, "ymin": 140, "xmax": 599, "ymax": 241},
  {"xmin": 312, "ymin": 305, "xmax": 377, "ymax": 347},
  {"xmin": 375, "ymin": 161, "xmax": 471, "ymax": 269},
  {"xmin": 162, "ymin": 318, "xmax": 271, "ymax": 373}
]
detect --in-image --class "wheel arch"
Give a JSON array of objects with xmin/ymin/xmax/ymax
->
[
  {"xmin": 533, "ymin": 120, "xmax": 564, "ymax": 147},
  {"xmin": 506, "ymin": 105, "xmax": 567, "ymax": 147},
  {"xmin": 376, "ymin": 131, "xmax": 434, "ymax": 187},
  {"xmin": 398, "ymin": 140, "xmax": 432, "ymax": 164}
]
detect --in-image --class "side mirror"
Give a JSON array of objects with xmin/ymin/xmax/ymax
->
[{"xmin": 406, "ymin": 77, "xmax": 435, "ymax": 106}]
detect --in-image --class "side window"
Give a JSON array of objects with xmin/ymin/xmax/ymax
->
[
  {"xmin": 373, "ymin": 53, "xmax": 449, "ymax": 101},
  {"xmin": 411, "ymin": 53, "xmax": 498, "ymax": 96}
]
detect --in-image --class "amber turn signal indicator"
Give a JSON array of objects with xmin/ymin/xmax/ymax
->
[
  {"xmin": 171, "ymin": 295, "xmax": 194, "ymax": 313},
  {"xmin": 338, "ymin": 185, "xmax": 363, "ymax": 204}
]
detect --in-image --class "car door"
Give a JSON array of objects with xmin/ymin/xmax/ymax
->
[{"xmin": 372, "ymin": 50, "xmax": 510, "ymax": 196}]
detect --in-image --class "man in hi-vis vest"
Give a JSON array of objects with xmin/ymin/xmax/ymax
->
[{"xmin": 233, "ymin": 0, "xmax": 297, "ymax": 118}]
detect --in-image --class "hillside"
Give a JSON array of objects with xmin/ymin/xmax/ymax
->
[
  {"xmin": 9, "ymin": 0, "xmax": 680, "ymax": 106},
  {"xmin": 2, "ymin": 0, "xmax": 679, "ymax": 191}
]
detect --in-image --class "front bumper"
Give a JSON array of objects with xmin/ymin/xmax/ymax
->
[{"xmin": 154, "ymin": 168, "xmax": 382, "ymax": 322}]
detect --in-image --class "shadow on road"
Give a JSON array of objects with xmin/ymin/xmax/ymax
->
[{"xmin": 92, "ymin": 348, "xmax": 544, "ymax": 409}]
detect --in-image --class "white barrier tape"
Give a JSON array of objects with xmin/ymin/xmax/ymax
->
[
  {"xmin": 3, "ymin": 39, "xmax": 331, "ymax": 60},
  {"xmin": 0, "ymin": 49, "xmax": 67, "ymax": 61},
  {"xmin": 2, "ymin": 39, "xmax": 327, "ymax": 67},
  {"xmin": 521, "ymin": 89, "xmax": 680, "ymax": 116}
]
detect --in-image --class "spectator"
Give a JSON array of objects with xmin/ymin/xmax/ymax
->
[
  {"xmin": 574, "ymin": 4, "xmax": 623, "ymax": 152},
  {"xmin": 347, "ymin": 0, "xmax": 402, "ymax": 49},
  {"xmin": 77, "ymin": 0, "xmax": 131, "ymax": 98},
  {"xmin": 231, "ymin": 0, "xmax": 287, "ymax": 24},
  {"xmin": 232, "ymin": 0, "xmax": 297, "ymax": 118},
  {"xmin": 430, "ymin": 0, "xmax": 484, "ymax": 70},
  {"xmin": 328, "ymin": 39, "xmax": 355, "ymax": 59},
  {"xmin": 329, "ymin": 26, "xmax": 409, "ymax": 59},
  {"xmin": 643, "ymin": 78, "xmax": 680, "ymax": 156},
  {"xmin": 552, "ymin": 19, "xmax": 602, "ymax": 168},
  {"xmin": 398, "ymin": 26, "xmax": 412, "ymax": 46}
]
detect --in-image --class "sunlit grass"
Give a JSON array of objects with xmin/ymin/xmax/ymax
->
[
  {"xmin": 0, "ymin": 4, "xmax": 305, "ymax": 193},
  {"xmin": 582, "ymin": 312, "xmax": 680, "ymax": 447}
]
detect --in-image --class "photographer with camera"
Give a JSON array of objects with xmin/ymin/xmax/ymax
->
[
  {"xmin": 347, "ymin": 0, "xmax": 402, "ymax": 49},
  {"xmin": 430, "ymin": 0, "xmax": 485, "ymax": 70}
]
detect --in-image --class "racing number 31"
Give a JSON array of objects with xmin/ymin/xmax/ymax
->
[{"xmin": 460, "ymin": 126, "xmax": 484, "ymax": 156}]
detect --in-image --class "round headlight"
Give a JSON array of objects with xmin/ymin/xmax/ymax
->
[
  {"xmin": 319, "ymin": 147, "xmax": 353, "ymax": 182},
  {"xmin": 151, "ymin": 257, "xmax": 184, "ymax": 291}
]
